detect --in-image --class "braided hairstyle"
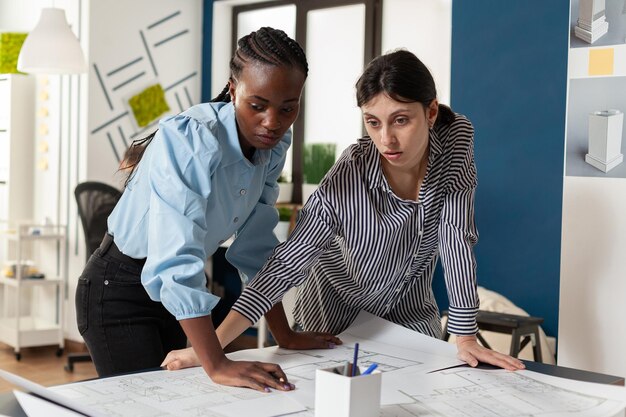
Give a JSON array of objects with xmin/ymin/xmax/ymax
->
[
  {"xmin": 211, "ymin": 26, "xmax": 308, "ymax": 102},
  {"xmin": 356, "ymin": 49, "xmax": 455, "ymax": 128},
  {"xmin": 123, "ymin": 27, "xmax": 307, "ymax": 187}
]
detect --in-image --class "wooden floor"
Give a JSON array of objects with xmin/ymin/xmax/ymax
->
[{"xmin": 0, "ymin": 335, "xmax": 259, "ymax": 394}]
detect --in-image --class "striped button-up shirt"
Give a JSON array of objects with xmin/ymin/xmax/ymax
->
[{"xmin": 233, "ymin": 114, "xmax": 479, "ymax": 338}]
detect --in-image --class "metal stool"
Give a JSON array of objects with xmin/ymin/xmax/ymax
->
[{"xmin": 442, "ymin": 310, "xmax": 544, "ymax": 362}]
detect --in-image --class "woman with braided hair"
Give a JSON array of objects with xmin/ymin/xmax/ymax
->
[{"xmin": 75, "ymin": 27, "xmax": 330, "ymax": 391}]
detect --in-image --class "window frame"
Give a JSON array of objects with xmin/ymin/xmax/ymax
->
[{"xmin": 232, "ymin": 0, "xmax": 382, "ymax": 203}]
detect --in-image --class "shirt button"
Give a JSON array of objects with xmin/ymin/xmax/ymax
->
[
  {"xmin": 104, "ymin": 280, "xmax": 109, "ymax": 285},
  {"xmin": 218, "ymin": 239, "xmax": 225, "ymax": 244},
  {"xmin": 234, "ymin": 217, "xmax": 239, "ymax": 223},
  {"xmin": 240, "ymin": 189, "xmax": 246, "ymax": 196}
]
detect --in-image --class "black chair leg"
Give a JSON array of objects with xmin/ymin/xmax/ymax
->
[{"xmin": 65, "ymin": 353, "xmax": 93, "ymax": 372}]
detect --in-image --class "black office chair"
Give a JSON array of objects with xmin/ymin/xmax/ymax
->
[{"xmin": 65, "ymin": 181, "xmax": 122, "ymax": 372}]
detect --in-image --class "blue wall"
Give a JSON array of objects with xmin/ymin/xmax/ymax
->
[
  {"xmin": 202, "ymin": 1, "xmax": 570, "ymax": 338},
  {"xmin": 436, "ymin": 1, "xmax": 570, "ymax": 337}
]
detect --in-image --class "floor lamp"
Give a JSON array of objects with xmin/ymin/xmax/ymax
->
[{"xmin": 17, "ymin": 7, "xmax": 88, "ymax": 370}]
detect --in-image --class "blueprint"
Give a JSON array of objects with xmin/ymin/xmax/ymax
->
[
  {"xmin": 382, "ymin": 367, "xmax": 626, "ymax": 417},
  {"xmin": 50, "ymin": 367, "xmax": 304, "ymax": 417},
  {"xmin": 11, "ymin": 312, "xmax": 624, "ymax": 417}
]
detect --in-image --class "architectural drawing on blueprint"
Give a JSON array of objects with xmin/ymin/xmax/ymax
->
[
  {"xmin": 51, "ymin": 367, "xmax": 300, "ymax": 417},
  {"xmin": 383, "ymin": 368, "xmax": 625, "ymax": 417},
  {"xmin": 270, "ymin": 342, "xmax": 424, "ymax": 381}
]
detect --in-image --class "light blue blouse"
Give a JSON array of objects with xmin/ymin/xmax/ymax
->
[{"xmin": 107, "ymin": 102, "xmax": 290, "ymax": 320}]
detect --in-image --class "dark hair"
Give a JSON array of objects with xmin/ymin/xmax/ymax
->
[
  {"xmin": 211, "ymin": 26, "xmax": 308, "ymax": 102},
  {"xmin": 123, "ymin": 27, "xmax": 308, "ymax": 187},
  {"xmin": 355, "ymin": 49, "xmax": 455, "ymax": 128}
]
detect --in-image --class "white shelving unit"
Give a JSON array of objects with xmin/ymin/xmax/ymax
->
[
  {"xmin": 0, "ymin": 223, "xmax": 66, "ymax": 360},
  {"xmin": 0, "ymin": 73, "xmax": 35, "ymax": 262}
]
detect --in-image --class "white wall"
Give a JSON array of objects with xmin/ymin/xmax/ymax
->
[
  {"xmin": 87, "ymin": 0, "xmax": 203, "ymax": 183},
  {"xmin": 1, "ymin": 0, "xmax": 89, "ymax": 343},
  {"xmin": 2, "ymin": 0, "xmax": 203, "ymax": 343},
  {"xmin": 0, "ymin": 0, "xmax": 47, "ymax": 30},
  {"xmin": 559, "ymin": 178, "xmax": 626, "ymax": 378}
]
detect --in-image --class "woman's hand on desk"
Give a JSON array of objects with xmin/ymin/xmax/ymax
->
[
  {"xmin": 174, "ymin": 316, "xmax": 293, "ymax": 392},
  {"xmin": 161, "ymin": 347, "xmax": 200, "ymax": 370},
  {"xmin": 210, "ymin": 357, "xmax": 295, "ymax": 393},
  {"xmin": 161, "ymin": 348, "xmax": 295, "ymax": 392},
  {"xmin": 455, "ymin": 335, "xmax": 525, "ymax": 371}
]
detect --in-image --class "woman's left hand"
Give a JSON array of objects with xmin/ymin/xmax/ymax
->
[
  {"xmin": 456, "ymin": 335, "xmax": 525, "ymax": 371},
  {"xmin": 161, "ymin": 347, "xmax": 201, "ymax": 371}
]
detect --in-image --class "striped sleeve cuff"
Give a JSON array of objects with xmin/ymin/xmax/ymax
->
[
  {"xmin": 231, "ymin": 287, "xmax": 273, "ymax": 325},
  {"xmin": 447, "ymin": 305, "xmax": 479, "ymax": 336}
]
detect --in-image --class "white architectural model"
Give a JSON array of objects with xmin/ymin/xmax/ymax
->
[
  {"xmin": 585, "ymin": 109, "xmax": 624, "ymax": 172},
  {"xmin": 575, "ymin": 0, "xmax": 609, "ymax": 43}
]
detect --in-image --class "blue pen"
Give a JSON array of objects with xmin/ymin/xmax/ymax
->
[
  {"xmin": 351, "ymin": 343, "xmax": 359, "ymax": 377},
  {"xmin": 362, "ymin": 363, "xmax": 378, "ymax": 375}
]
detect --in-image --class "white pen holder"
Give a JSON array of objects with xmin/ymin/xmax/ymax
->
[{"xmin": 314, "ymin": 366, "xmax": 381, "ymax": 417}]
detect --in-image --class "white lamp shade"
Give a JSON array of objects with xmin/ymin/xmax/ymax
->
[{"xmin": 17, "ymin": 8, "xmax": 87, "ymax": 74}]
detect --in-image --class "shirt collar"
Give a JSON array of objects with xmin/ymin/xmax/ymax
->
[
  {"xmin": 429, "ymin": 126, "xmax": 443, "ymax": 155},
  {"xmin": 218, "ymin": 102, "xmax": 272, "ymax": 167}
]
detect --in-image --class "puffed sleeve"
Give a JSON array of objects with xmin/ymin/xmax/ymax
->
[{"xmin": 141, "ymin": 114, "xmax": 222, "ymax": 320}]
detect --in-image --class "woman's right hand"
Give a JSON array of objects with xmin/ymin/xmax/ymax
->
[
  {"xmin": 161, "ymin": 347, "xmax": 294, "ymax": 392},
  {"xmin": 209, "ymin": 357, "xmax": 294, "ymax": 393},
  {"xmin": 174, "ymin": 316, "xmax": 292, "ymax": 392}
]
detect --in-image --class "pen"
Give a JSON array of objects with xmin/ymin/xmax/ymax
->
[
  {"xmin": 351, "ymin": 343, "xmax": 359, "ymax": 377},
  {"xmin": 361, "ymin": 363, "xmax": 378, "ymax": 375}
]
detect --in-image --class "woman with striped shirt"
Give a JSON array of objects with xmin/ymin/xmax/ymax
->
[{"xmin": 163, "ymin": 50, "xmax": 524, "ymax": 372}]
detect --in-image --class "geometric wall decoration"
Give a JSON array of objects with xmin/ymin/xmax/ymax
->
[
  {"xmin": 0, "ymin": 33, "xmax": 28, "ymax": 73},
  {"xmin": 89, "ymin": 4, "xmax": 200, "ymax": 164},
  {"xmin": 128, "ymin": 83, "xmax": 170, "ymax": 127}
]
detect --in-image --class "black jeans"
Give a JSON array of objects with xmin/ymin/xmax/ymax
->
[{"xmin": 75, "ymin": 234, "xmax": 187, "ymax": 377}]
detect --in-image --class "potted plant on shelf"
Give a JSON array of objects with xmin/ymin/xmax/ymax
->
[
  {"xmin": 303, "ymin": 143, "xmax": 336, "ymax": 203},
  {"xmin": 276, "ymin": 172, "xmax": 293, "ymax": 203}
]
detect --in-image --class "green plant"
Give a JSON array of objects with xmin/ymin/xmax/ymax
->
[
  {"xmin": 277, "ymin": 172, "xmax": 291, "ymax": 183},
  {"xmin": 303, "ymin": 143, "xmax": 336, "ymax": 184},
  {"xmin": 128, "ymin": 83, "xmax": 170, "ymax": 127},
  {"xmin": 0, "ymin": 33, "xmax": 28, "ymax": 74},
  {"xmin": 277, "ymin": 206, "xmax": 294, "ymax": 222}
]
